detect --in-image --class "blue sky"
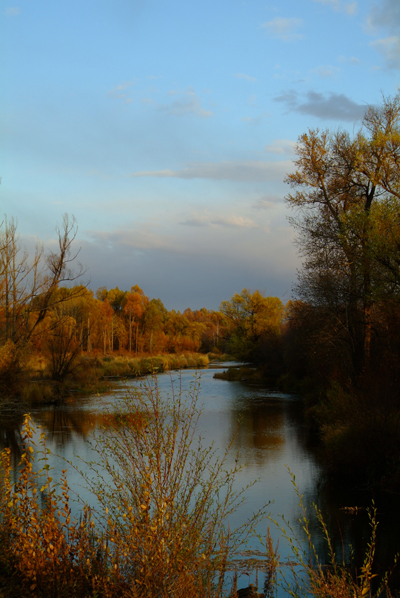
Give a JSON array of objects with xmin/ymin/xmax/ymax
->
[{"xmin": 1, "ymin": 0, "xmax": 399, "ymax": 310}]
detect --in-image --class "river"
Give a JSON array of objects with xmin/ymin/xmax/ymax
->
[{"xmin": 4, "ymin": 364, "xmax": 400, "ymax": 595}]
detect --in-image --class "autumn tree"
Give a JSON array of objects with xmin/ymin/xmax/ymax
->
[
  {"xmin": 220, "ymin": 289, "xmax": 284, "ymax": 362},
  {"xmin": 44, "ymin": 286, "xmax": 100, "ymax": 381},
  {"xmin": 124, "ymin": 286, "xmax": 148, "ymax": 353},
  {"xmin": 286, "ymin": 93, "xmax": 400, "ymax": 380},
  {"xmin": 144, "ymin": 298, "xmax": 168, "ymax": 353}
]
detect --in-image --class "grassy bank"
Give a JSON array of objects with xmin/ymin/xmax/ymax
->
[
  {"xmin": 213, "ymin": 364, "xmax": 282, "ymax": 385},
  {"xmin": 19, "ymin": 352, "xmax": 213, "ymax": 408}
]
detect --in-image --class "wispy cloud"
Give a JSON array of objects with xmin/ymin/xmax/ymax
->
[
  {"xmin": 159, "ymin": 89, "xmax": 213, "ymax": 118},
  {"xmin": 240, "ymin": 111, "xmax": 270, "ymax": 126},
  {"xmin": 130, "ymin": 160, "xmax": 292, "ymax": 182},
  {"xmin": 252, "ymin": 195, "xmax": 282, "ymax": 209},
  {"xmin": 107, "ymin": 81, "xmax": 134, "ymax": 103},
  {"xmin": 274, "ymin": 89, "xmax": 368, "ymax": 121},
  {"xmin": 345, "ymin": 3, "xmax": 357, "ymax": 16},
  {"xmin": 338, "ymin": 55, "xmax": 360, "ymax": 64},
  {"xmin": 88, "ymin": 226, "xmax": 179, "ymax": 252},
  {"xmin": 261, "ymin": 17, "xmax": 304, "ymax": 42},
  {"xmin": 4, "ymin": 6, "xmax": 21, "ymax": 16},
  {"xmin": 235, "ymin": 73, "xmax": 257, "ymax": 82},
  {"xmin": 181, "ymin": 212, "xmax": 260, "ymax": 229},
  {"xmin": 264, "ymin": 139, "xmax": 296, "ymax": 155},
  {"xmin": 312, "ymin": 0, "xmax": 357, "ymax": 14},
  {"xmin": 311, "ymin": 65, "xmax": 340, "ymax": 78}
]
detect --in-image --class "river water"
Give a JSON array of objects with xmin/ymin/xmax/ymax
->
[{"xmin": 4, "ymin": 364, "xmax": 400, "ymax": 595}]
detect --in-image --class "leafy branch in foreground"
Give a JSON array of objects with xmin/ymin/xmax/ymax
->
[{"xmin": 74, "ymin": 373, "xmax": 268, "ymax": 597}]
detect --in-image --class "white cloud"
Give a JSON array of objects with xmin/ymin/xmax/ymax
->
[
  {"xmin": 4, "ymin": 6, "xmax": 21, "ymax": 15},
  {"xmin": 261, "ymin": 17, "xmax": 304, "ymax": 42},
  {"xmin": 130, "ymin": 160, "xmax": 292, "ymax": 182},
  {"xmin": 265, "ymin": 139, "xmax": 296, "ymax": 155},
  {"xmin": 235, "ymin": 73, "xmax": 257, "ymax": 82}
]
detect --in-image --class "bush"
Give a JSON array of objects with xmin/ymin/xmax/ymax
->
[
  {"xmin": 77, "ymin": 374, "xmax": 264, "ymax": 597},
  {"xmin": 0, "ymin": 377, "xmax": 266, "ymax": 597}
]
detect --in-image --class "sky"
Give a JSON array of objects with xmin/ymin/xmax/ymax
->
[{"xmin": 1, "ymin": 0, "xmax": 399, "ymax": 311}]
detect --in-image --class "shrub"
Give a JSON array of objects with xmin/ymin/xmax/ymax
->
[
  {"xmin": 76, "ymin": 373, "xmax": 265, "ymax": 597},
  {"xmin": 0, "ymin": 415, "xmax": 124, "ymax": 597},
  {"xmin": 0, "ymin": 376, "xmax": 267, "ymax": 597}
]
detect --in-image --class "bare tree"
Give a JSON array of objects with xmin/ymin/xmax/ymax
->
[{"xmin": 0, "ymin": 214, "xmax": 86, "ymax": 394}]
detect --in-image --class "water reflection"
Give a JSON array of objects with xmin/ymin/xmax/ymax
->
[
  {"xmin": 0, "ymin": 413, "xmax": 24, "ymax": 468},
  {"xmin": 33, "ymin": 404, "xmax": 95, "ymax": 444},
  {"xmin": 0, "ymin": 368, "xmax": 398, "ymax": 595},
  {"xmin": 233, "ymin": 400, "xmax": 285, "ymax": 455}
]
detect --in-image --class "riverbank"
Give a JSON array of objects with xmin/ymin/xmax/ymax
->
[
  {"xmin": 214, "ymin": 363, "xmax": 400, "ymax": 494},
  {"xmin": 5, "ymin": 351, "xmax": 229, "ymax": 413}
]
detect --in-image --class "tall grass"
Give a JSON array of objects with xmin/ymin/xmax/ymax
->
[{"xmin": 99, "ymin": 352, "xmax": 209, "ymax": 378}]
